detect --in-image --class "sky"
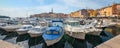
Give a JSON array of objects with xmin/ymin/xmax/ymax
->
[{"xmin": 0, "ymin": 0, "xmax": 120, "ymax": 17}]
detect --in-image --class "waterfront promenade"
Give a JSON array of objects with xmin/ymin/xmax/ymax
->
[
  {"xmin": 0, "ymin": 40, "xmax": 23, "ymax": 48},
  {"xmin": 95, "ymin": 34, "xmax": 120, "ymax": 48}
]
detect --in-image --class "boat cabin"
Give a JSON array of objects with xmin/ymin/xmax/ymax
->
[
  {"xmin": 52, "ymin": 19, "xmax": 63, "ymax": 27},
  {"xmin": 45, "ymin": 26, "xmax": 63, "ymax": 35}
]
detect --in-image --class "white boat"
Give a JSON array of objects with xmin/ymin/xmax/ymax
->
[
  {"xmin": 16, "ymin": 25, "xmax": 33, "ymax": 35},
  {"xmin": 64, "ymin": 19, "xmax": 87, "ymax": 40},
  {"xmin": 1, "ymin": 25, "xmax": 22, "ymax": 32},
  {"xmin": 86, "ymin": 27, "xmax": 102, "ymax": 36},
  {"xmin": 0, "ymin": 23, "xmax": 6, "ymax": 27},
  {"xmin": 28, "ymin": 26, "xmax": 46, "ymax": 37},
  {"xmin": 83, "ymin": 19, "xmax": 103, "ymax": 36},
  {"xmin": 95, "ymin": 19, "xmax": 114, "ymax": 28},
  {"xmin": 39, "ymin": 21, "xmax": 48, "ymax": 27}
]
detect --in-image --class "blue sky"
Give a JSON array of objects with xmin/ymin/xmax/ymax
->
[{"xmin": 0, "ymin": 0, "xmax": 120, "ymax": 17}]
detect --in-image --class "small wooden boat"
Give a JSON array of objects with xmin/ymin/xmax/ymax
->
[
  {"xmin": 42, "ymin": 19, "xmax": 64, "ymax": 46},
  {"xmin": 42, "ymin": 26, "xmax": 64, "ymax": 46}
]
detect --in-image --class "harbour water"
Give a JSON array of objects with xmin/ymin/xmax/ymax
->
[{"xmin": 0, "ymin": 29, "xmax": 114, "ymax": 48}]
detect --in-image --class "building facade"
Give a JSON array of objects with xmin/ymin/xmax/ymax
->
[
  {"xmin": 70, "ymin": 9, "xmax": 89, "ymax": 18},
  {"xmin": 99, "ymin": 3, "xmax": 120, "ymax": 17},
  {"xmin": 88, "ymin": 9, "xmax": 98, "ymax": 17}
]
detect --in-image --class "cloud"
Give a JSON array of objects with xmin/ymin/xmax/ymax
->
[
  {"xmin": 58, "ymin": 0, "xmax": 102, "ymax": 9},
  {"xmin": 0, "ymin": 4, "xmax": 69, "ymax": 17},
  {"xmin": 37, "ymin": 4, "xmax": 69, "ymax": 13},
  {"xmin": 0, "ymin": 7, "xmax": 29, "ymax": 17},
  {"xmin": 0, "ymin": 0, "xmax": 119, "ymax": 17}
]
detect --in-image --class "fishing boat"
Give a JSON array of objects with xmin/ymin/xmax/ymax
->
[
  {"xmin": 64, "ymin": 19, "xmax": 87, "ymax": 40},
  {"xmin": 16, "ymin": 25, "xmax": 33, "ymax": 35},
  {"xmin": 42, "ymin": 19, "xmax": 64, "ymax": 46},
  {"xmin": 28, "ymin": 26, "xmax": 46, "ymax": 37},
  {"xmin": 42, "ymin": 26, "xmax": 64, "ymax": 46}
]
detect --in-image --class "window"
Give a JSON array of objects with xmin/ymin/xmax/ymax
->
[
  {"xmin": 53, "ymin": 31, "xmax": 59, "ymax": 34},
  {"xmin": 46, "ymin": 31, "xmax": 51, "ymax": 34},
  {"xmin": 41, "ymin": 28, "xmax": 46, "ymax": 31}
]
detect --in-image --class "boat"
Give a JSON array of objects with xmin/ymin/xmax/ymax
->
[
  {"xmin": 1, "ymin": 25, "xmax": 22, "ymax": 32},
  {"xmin": 42, "ymin": 19, "xmax": 64, "ymax": 46},
  {"xmin": 86, "ymin": 27, "xmax": 102, "ymax": 36},
  {"xmin": 28, "ymin": 26, "xmax": 46, "ymax": 37},
  {"xmin": 16, "ymin": 25, "xmax": 33, "ymax": 35},
  {"xmin": 0, "ymin": 23, "xmax": 6, "ymax": 27},
  {"xmin": 51, "ymin": 19, "xmax": 64, "ymax": 27},
  {"xmin": 95, "ymin": 19, "xmax": 111, "ymax": 28},
  {"xmin": 64, "ymin": 19, "xmax": 87, "ymax": 40},
  {"xmin": 42, "ymin": 26, "xmax": 64, "ymax": 46},
  {"xmin": 39, "ymin": 21, "xmax": 48, "ymax": 27}
]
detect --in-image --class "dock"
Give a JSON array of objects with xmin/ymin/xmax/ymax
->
[
  {"xmin": 0, "ymin": 40, "xmax": 23, "ymax": 48},
  {"xmin": 95, "ymin": 34, "xmax": 120, "ymax": 48}
]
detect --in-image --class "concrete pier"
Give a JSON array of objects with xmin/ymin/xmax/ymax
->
[
  {"xmin": 0, "ymin": 40, "xmax": 23, "ymax": 48},
  {"xmin": 95, "ymin": 34, "xmax": 120, "ymax": 48}
]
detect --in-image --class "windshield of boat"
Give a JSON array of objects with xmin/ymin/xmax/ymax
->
[
  {"xmin": 31, "ymin": 28, "xmax": 41, "ymax": 31},
  {"xmin": 46, "ymin": 30, "xmax": 60, "ymax": 35},
  {"xmin": 22, "ymin": 26, "xmax": 32, "ymax": 29},
  {"xmin": 67, "ymin": 22, "xmax": 81, "ymax": 26},
  {"xmin": 32, "ymin": 28, "xmax": 46, "ymax": 31},
  {"xmin": 45, "ymin": 28, "xmax": 62, "ymax": 35}
]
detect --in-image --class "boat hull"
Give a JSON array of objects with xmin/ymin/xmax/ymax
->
[
  {"xmin": 87, "ymin": 31, "xmax": 101, "ymax": 36},
  {"xmin": 45, "ymin": 37, "xmax": 61, "ymax": 46},
  {"xmin": 44, "ymin": 34, "xmax": 63, "ymax": 46},
  {"xmin": 65, "ymin": 31, "xmax": 86, "ymax": 40},
  {"xmin": 4, "ymin": 28, "xmax": 18, "ymax": 32},
  {"xmin": 29, "ymin": 33, "xmax": 42, "ymax": 37},
  {"xmin": 16, "ymin": 31, "xmax": 28, "ymax": 35}
]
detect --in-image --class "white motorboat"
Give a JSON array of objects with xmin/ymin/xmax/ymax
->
[
  {"xmin": 1, "ymin": 25, "xmax": 22, "ymax": 32},
  {"xmin": 39, "ymin": 20, "xmax": 49, "ymax": 27},
  {"xmin": 0, "ymin": 23, "xmax": 6, "ymax": 27},
  {"xmin": 16, "ymin": 25, "xmax": 33, "ymax": 35},
  {"xmin": 28, "ymin": 26, "xmax": 46, "ymax": 37},
  {"xmin": 86, "ymin": 27, "xmax": 102, "ymax": 36},
  {"xmin": 64, "ymin": 19, "xmax": 87, "ymax": 40},
  {"xmin": 95, "ymin": 19, "xmax": 113, "ymax": 28}
]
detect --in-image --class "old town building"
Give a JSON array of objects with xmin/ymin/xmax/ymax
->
[
  {"xmin": 70, "ymin": 9, "xmax": 89, "ymax": 18},
  {"xmin": 88, "ymin": 9, "xmax": 98, "ymax": 17},
  {"xmin": 30, "ymin": 8, "xmax": 69, "ymax": 18},
  {"xmin": 98, "ymin": 3, "xmax": 120, "ymax": 17}
]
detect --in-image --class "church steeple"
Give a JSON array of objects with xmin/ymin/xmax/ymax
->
[
  {"xmin": 51, "ymin": 8, "xmax": 53, "ymax": 13},
  {"xmin": 49, "ymin": 8, "xmax": 54, "ymax": 14}
]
